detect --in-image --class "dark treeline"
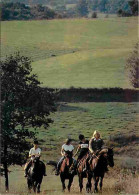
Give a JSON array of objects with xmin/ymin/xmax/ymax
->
[
  {"xmin": 1, "ymin": 2, "xmax": 57, "ymax": 20},
  {"xmin": 44, "ymin": 87, "xmax": 139, "ymax": 102},
  {"xmin": 1, "ymin": 0, "xmax": 138, "ymax": 20}
]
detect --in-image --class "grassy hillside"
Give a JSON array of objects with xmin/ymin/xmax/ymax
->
[
  {"xmin": 1, "ymin": 102, "xmax": 139, "ymax": 194},
  {"xmin": 1, "ymin": 17, "xmax": 138, "ymax": 88},
  {"xmin": 36, "ymin": 102, "xmax": 139, "ymax": 160}
]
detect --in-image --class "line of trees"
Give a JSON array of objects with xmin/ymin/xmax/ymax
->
[
  {"xmin": 76, "ymin": 0, "xmax": 138, "ymax": 17},
  {"xmin": 1, "ymin": 2, "xmax": 57, "ymax": 20},
  {"xmin": 2, "ymin": 0, "xmax": 138, "ymax": 20}
]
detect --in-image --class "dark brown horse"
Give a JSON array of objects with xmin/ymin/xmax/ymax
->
[
  {"xmin": 87, "ymin": 148, "xmax": 114, "ymax": 193},
  {"xmin": 47, "ymin": 152, "xmax": 76, "ymax": 192},
  {"xmin": 77, "ymin": 153, "xmax": 90, "ymax": 192},
  {"xmin": 27, "ymin": 157, "xmax": 45, "ymax": 193}
]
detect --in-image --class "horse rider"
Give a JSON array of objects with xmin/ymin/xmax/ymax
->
[
  {"xmin": 74, "ymin": 134, "xmax": 89, "ymax": 161},
  {"xmin": 74, "ymin": 134, "xmax": 89, "ymax": 171},
  {"xmin": 55, "ymin": 138, "xmax": 76, "ymax": 175},
  {"xmin": 89, "ymin": 130, "xmax": 104, "ymax": 154},
  {"xmin": 87, "ymin": 130, "xmax": 108, "ymax": 172},
  {"xmin": 24, "ymin": 140, "xmax": 47, "ymax": 177}
]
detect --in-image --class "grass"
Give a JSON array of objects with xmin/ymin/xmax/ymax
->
[
  {"xmin": 33, "ymin": 102, "xmax": 139, "ymax": 161},
  {"xmin": 0, "ymin": 102, "xmax": 138, "ymax": 194},
  {"xmin": 1, "ymin": 17, "xmax": 139, "ymax": 194},
  {"xmin": 0, "ymin": 165, "xmax": 138, "ymax": 194},
  {"xmin": 1, "ymin": 17, "xmax": 138, "ymax": 88}
]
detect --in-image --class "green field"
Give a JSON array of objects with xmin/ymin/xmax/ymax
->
[
  {"xmin": 1, "ymin": 17, "xmax": 139, "ymax": 194},
  {"xmin": 32, "ymin": 102, "xmax": 139, "ymax": 161},
  {"xmin": 1, "ymin": 17, "xmax": 138, "ymax": 88},
  {"xmin": 1, "ymin": 102, "xmax": 139, "ymax": 194}
]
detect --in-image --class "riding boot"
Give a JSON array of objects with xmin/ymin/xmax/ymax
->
[
  {"xmin": 70, "ymin": 159, "xmax": 77, "ymax": 175},
  {"xmin": 55, "ymin": 161, "xmax": 61, "ymax": 175},
  {"xmin": 83, "ymin": 164, "xmax": 87, "ymax": 172},
  {"xmin": 55, "ymin": 165, "xmax": 60, "ymax": 176},
  {"xmin": 24, "ymin": 160, "xmax": 32, "ymax": 177}
]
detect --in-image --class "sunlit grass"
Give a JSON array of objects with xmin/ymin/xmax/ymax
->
[{"xmin": 1, "ymin": 17, "xmax": 138, "ymax": 88}]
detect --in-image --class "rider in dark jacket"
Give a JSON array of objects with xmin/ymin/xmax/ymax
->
[
  {"xmin": 74, "ymin": 134, "xmax": 89, "ymax": 172},
  {"xmin": 87, "ymin": 131, "xmax": 108, "ymax": 172},
  {"xmin": 74, "ymin": 134, "xmax": 89, "ymax": 161},
  {"xmin": 89, "ymin": 131, "xmax": 104, "ymax": 154}
]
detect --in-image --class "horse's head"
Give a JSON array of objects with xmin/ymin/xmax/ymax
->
[
  {"xmin": 30, "ymin": 156, "xmax": 40, "ymax": 175},
  {"xmin": 106, "ymin": 148, "xmax": 114, "ymax": 167},
  {"xmin": 65, "ymin": 151, "xmax": 73, "ymax": 159},
  {"xmin": 32, "ymin": 156, "xmax": 40, "ymax": 164}
]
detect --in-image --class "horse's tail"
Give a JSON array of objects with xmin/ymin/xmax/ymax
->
[{"xmin": 47, "ymin": 160, "xmax": 57, "ymax": 168}]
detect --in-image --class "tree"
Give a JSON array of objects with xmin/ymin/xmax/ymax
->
[
  {"xmin": 128, "ymin": 0, "xmax": 138, "ymax": 16},
  {"xmin": 76, "ymin": 0, "xmax": 89, "ymax": 17},
  {"xmin": 126, "ymin": 44, "xmax": 139, "ymax": 88},
  {"xmin": 97, "ymin": 0, "xmax": 107, "ymax": 12},
  {"xmin": 91, "ymin": 0, "xmax": 98, "ymax": 11},
  {"xmin": 1, "ymin": 53, "xmax": 56, "ymax": 191},
  {"xmin": 91, "ymin": 11, "xmax": 97, "ymax": 18}
]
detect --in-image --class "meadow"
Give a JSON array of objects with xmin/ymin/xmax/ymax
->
[
  {"xmin": 1, "ymin": 102, "xmax": 139, "ymax": 194},
  {"xmin": 1, "ymin": 17, "xmax": 138, "ymax": 88},
  {"xmin": 1, "ymin": 16, "xmax": 139, "ymax": 194}
]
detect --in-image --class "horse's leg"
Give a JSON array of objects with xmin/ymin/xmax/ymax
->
[
  {"xmin": 27, "ymin": 179, "xmax": 32, "ymax": 193},
  {"xmin": 37, "ymin": 183, "xmax": 41, "ymax": 193},
  {"xmin": 68, "ymin": 176, "xmax": 73, "ymax": 192},
  {"xmin": 33, "ymin": 181, "xmax": 37, "ymax": 193},
  {"xmin": 86, "ymin": 174, "xmax": 92, "ymax": 193},
  {"xmin": 93, "ymin": 176, "xmax": 99, "ymax": 193},
  {"xmin": 99, "ymin": 176, "xmax": 104, "ymax": 192},
  {"xmin": 60, "ymin": 175, "xmax": 66, "ymax": 192},
  {"xmin": 78, "ymin": 174, "xmax": 83, "ymax": 193}
]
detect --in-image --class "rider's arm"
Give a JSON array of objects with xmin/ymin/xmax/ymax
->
[
  {"xmin": 89, "ymin": 139, "xmax": 94, "ymax": 153},
  {"xmin": 61, "ymin": 148, "xmax": 65, "ymax": 156},
  {"xmin": 74, "ymin": 145, "xmax": 81, "ymax": 157},
  {"xmin": 29, "ymin": 148, "xmax": 33, "ymax": 158}
]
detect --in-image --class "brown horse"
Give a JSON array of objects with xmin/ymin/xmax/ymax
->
[
  {"xmin": 77, "ymin": 153, "xmax": 90, "ymax": 192},
  {"xmin": 87, "ymin": 148, "xmax": 114, "ymax": 193},
  {"xmin": 47, "ymin": 152, "xmax": 76, "ymax": 192}
]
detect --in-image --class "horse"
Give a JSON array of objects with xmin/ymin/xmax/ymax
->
[
  {"xmin": 76, "ymin": 153, "xmax": 90, "ymax": 192},
  {"xmin": 47, "ymin": 151, "xmax": 76, "ymax": 192},
  {"xmin": 27, "ymin": 156, "xmax": 45, "ymax": 193},
  {"xmin": 86, "ymin": 148, "xmax": 114, "ymax": 193}
]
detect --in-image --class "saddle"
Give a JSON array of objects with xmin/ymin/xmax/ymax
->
[{"xmin": 61, "ymin": 156, "xmax": 73, "ymax": 172}]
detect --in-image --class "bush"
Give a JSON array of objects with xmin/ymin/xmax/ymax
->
[
  {"xmin": 117, "ymin": 9, "xmax": 132, "ymax": 17},
  {"xmin": 91, "ymin": 12, "xmax": 97, "ymax": 18},
  {"xmin": 126, "ymin": 43, "xmax": 139, "ymax": 88}
]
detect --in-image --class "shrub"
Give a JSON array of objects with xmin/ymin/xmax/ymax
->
[
  {"xmin": 91, "ymin": 12, "xmax": 97, "ymax": 18},
  {"xmin": 126, "ymin": 43, "xmax": 139, "ymax": 88}
]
